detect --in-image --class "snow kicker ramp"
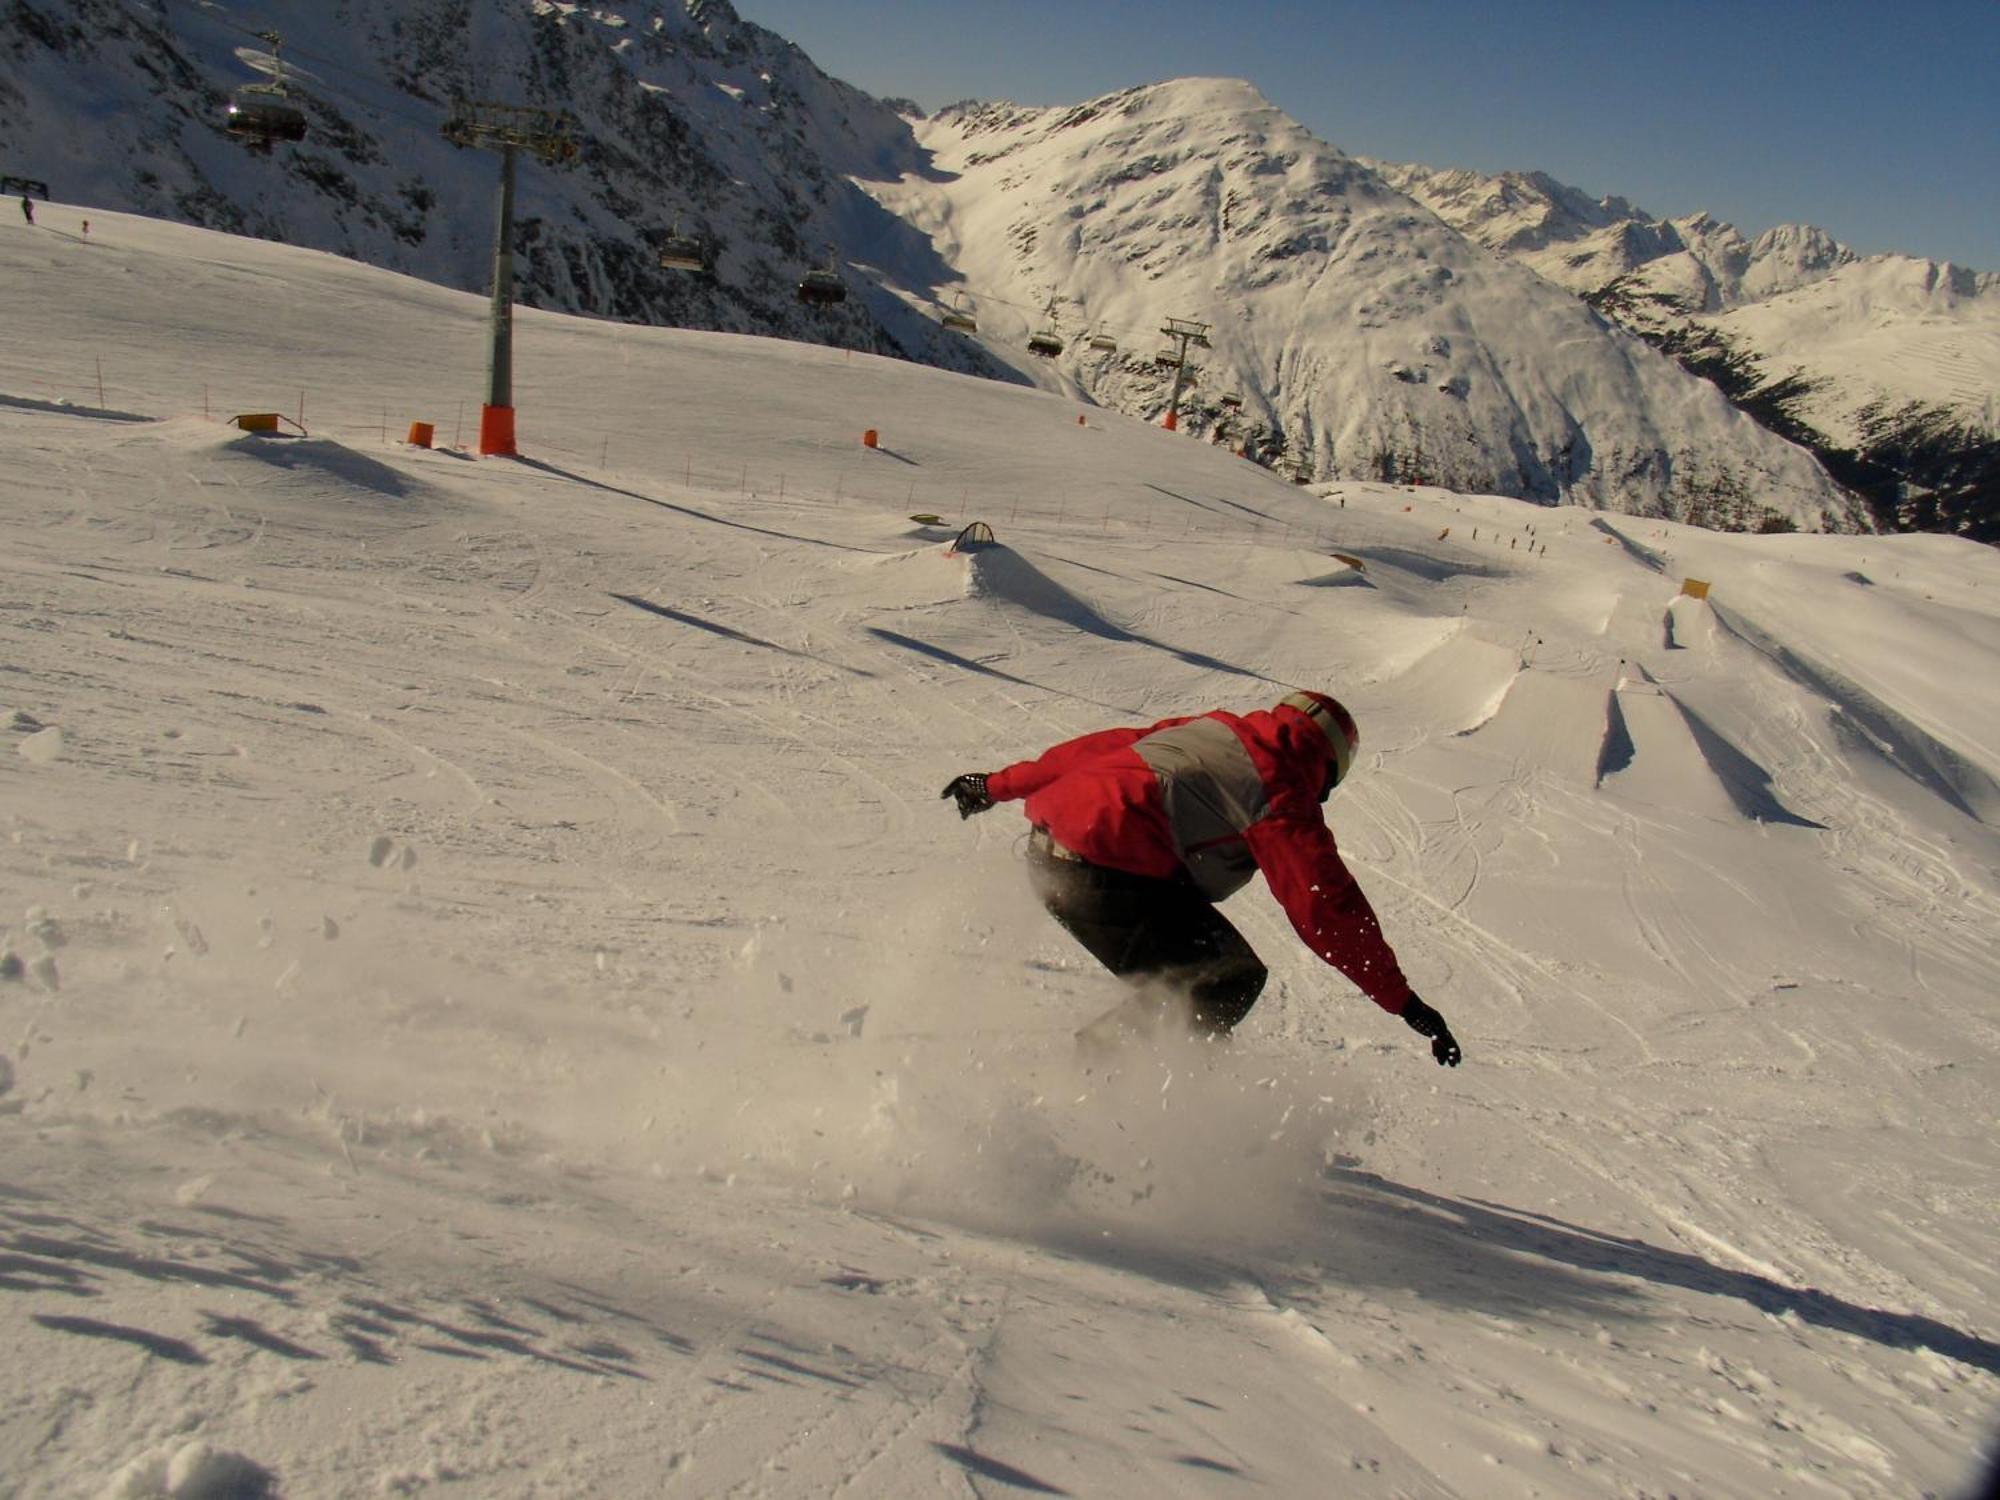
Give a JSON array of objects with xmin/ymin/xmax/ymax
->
[
  {"xmin": 1709, "ymin": 597, "xmax": 2000, "ymax": 824},
  {"xmin": 960, "ymin": 543, "xmax": 1283, "ymax": 687}
]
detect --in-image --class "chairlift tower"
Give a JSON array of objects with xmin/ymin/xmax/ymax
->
[
  {"xmin": 440, "ymin": 101, "xmax": 579, "ymax": 457},
  {"xmin": 1158, "ymin": 317, "xmax": 1210, "ymax": 431}
]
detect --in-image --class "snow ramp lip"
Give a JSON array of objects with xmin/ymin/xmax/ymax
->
[
  {"xmin": 0, "ymin": 391, "xmax": 155, "ymax": 424},
  {"xmin": 1316, "ymin": 544, "xmax": 1508, "ymax": 583},
  {"xmin": 1596, "ymin": 677, "xmax": 1827, "ymax": 828},
  {"xmin": 962, "ymin": 544, "xmax": 1278, "ymax": 685},
  {"xmin": 221, "ymin": 432, "xmax": 424, "ymax": 500},
  {"xmin": 1709, "ymin": 599, "xmax": 2000, "ymax": 824},
  {"xmin": 1591, "ymin": 518, "xmax": 1670, "ymax": 573}
]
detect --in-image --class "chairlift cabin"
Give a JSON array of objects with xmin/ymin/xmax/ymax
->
[
  {"xmin": 659, "ymin": 221, "xmax": 706, "ymax": 273},
  {"xmin": 1025, "ymin": 295, "xmax": 1065, "ymax": 358},
  {"xmin": 940, "ymin": 292, "xmax": 977, "ymax": 334},
  {"xmin": 798, "ymin": 268, "xmax": 846, "ymax": 306},
  {"xmin": 223, "ymin": 32, "xmax": 307, "ymax": 151},
  {"xmin": 226, "ymin": 90, "xmax": 307, "ymax": 149},
  {"xmin": 1088, "ymin": 325, "xmax": 1118, "ymax": 353},
  {"xmin": 797, "ymin": 246, "xmax": 847, "ymax": 307},
  {"xmin": 1219, "ymin": 391, "xmax": 1243, "ymax": 410}
]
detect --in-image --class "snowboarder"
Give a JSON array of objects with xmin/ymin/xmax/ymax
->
[
  {"xmin": 19, "ymin": 194, "xmax": 33, "ymax": 226},
  {"xmin": 942, "ymin": 691, "xmax": 1462, "ymax": 1064}
]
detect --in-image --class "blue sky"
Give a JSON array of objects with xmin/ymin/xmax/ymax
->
[{"xmin": 740, "ymin": 0, "xmax": 2000, "ymax": 270}]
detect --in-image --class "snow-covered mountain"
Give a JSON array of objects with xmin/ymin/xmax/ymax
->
[
  {"xmin": 1376, "ymin": 161, "xmax": 2000, "ymax": 539},
  {"xmin": 0, "ymin": 0, "xmax": 999, "ymax": 375},
  {"xmin": 863, "ymin": 80, "xmax": 1860, "ymax": 531},
  {"xmin": 4, "ymin": 6, "xmax": 1871, "ymax": 531}
]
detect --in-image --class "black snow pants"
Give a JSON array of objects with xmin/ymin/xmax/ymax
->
[{"xmin": 1026, "ymin": 836, "xmax": 1267, "ymax": 1037}]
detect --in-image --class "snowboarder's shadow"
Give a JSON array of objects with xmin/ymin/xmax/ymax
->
[
  {"xmin": 1309, "ymin": 1168, "xmax": 2000, "ymax": 1376},
  {"xmin": 1020, "ymin": 1162, "xmax": 1996, "ymax": 1379}
]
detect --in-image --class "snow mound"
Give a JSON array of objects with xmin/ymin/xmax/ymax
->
[{"xmin": 102, "ymin": 1441, "xmax": 276, "ymax": 1500}]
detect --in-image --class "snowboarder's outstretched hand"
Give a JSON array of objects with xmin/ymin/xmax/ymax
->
[
  {"xmin": 941, "ymin": 772, "xmax": 995, "ymax": 819},
  {"xmin": 1401, "ymin": 995, "xmax": 1462, "ymax": 1067}
]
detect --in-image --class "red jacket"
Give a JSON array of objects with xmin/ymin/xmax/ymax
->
[{"xmin": 988, "ymin": 704, "xmax": 1413, "ymax": 1013}]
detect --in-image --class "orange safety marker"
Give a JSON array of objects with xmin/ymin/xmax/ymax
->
[
  {"xmin": 406, "ymin": 421, "xmax": 435, "ymax": 449},
  {"xmin": 861, "ymin": 429, "xmax": 879, "ymax": 449}
]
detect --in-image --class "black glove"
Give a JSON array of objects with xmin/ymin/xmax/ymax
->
[
  {"xmin": 941, "ymin": 772, "xmax": 994, "ymax": 819},
  {"xmin": 1401, "ymin": 995, "xmax": 1462, "ymax": 1067}
]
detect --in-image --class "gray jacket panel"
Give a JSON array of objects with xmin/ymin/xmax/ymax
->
[{"xmin": 1133, "ymin": 716, "xmax": 1269, "ymax": 900}]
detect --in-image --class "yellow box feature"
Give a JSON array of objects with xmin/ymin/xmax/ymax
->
[
  {"xmin": 1680, "ymin": 578, "xmax": 1712, "ymax": 600},
  {"xmin": 234, "ymin": 412, "xmax": 281, "ymax": 433}
]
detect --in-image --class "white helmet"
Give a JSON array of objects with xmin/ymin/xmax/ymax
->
[{"xmin": 1277, "ymin": 691, "xmax": 1360, "ymax": 788}]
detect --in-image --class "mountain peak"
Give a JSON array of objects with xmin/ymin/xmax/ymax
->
[{"xmin": 1130, "ymin": 75, "xmax": 1277, "ymax": 113}]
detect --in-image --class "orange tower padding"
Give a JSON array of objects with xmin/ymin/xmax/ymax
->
[{"xmin": 478, "ymin": 404, "xmax": 517, "ymax": 457}]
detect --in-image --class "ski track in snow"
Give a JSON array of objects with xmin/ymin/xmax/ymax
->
[{"xmin": 0, "ymin": 206, "xmax": 1996, "ymax": 1498}]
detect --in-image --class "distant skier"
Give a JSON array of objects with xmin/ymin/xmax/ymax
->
[
  {"xmin": 19, "ymin": 194, "xmax": 33, "ymax": 226},
  {"xmin": 942, "ymin": 691, "xmax": 1462, "ymax": 1064}
]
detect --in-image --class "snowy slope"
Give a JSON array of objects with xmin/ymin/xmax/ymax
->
[
  {"xmin": 863, "ymin": 80, "xmax": 1859, "ymax": 531},
  {"xmin": 3, "ymin": 204, "xmax": 1998, "ymax": 1499}
]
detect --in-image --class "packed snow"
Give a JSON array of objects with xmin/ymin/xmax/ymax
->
[{"xmin": 2, "ymin": 203, "xmax": 1997, "ymax": 1498}]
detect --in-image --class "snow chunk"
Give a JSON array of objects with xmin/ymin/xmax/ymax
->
[
  {"xmin": 102, "ymin": 1439, "xmax": 276, "ymax": 1499},
  {"xmin": 18, "ymin": 726, "xmax": 64, "ymax": 764}
]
